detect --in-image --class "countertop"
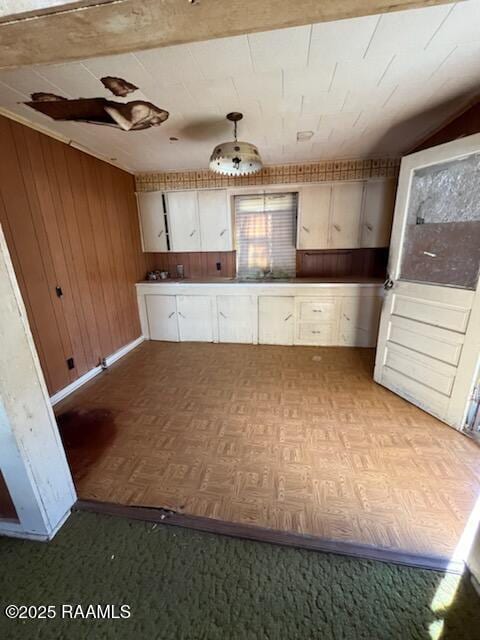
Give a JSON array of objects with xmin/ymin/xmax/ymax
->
[{"xmin": 137, "ymin": 276, "xmax": 384, "ymax": 285}]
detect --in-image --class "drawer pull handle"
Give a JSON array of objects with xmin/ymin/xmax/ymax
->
[
  {"xmin": 312, "ymin": 330, "xmax": 322, "ymax": 334},
  {"xmin": 219, "ymin": 311, "xmax": 227, "ymax": 319},
  {"xmin": 157, "ymin": 230, "xmax": 164, "ymax": 237},
  {"xmin": 365, "ymin": 223, "xmax": 373, "ymax": 231},
  {"xmin": 178, "ymin": 312, "xmax": 186, "ymax": 319},
  {"xmin": 220, "ymin": 229, "xmax": 227, "ymax": 236},
  {"xmin": 333, "ymin": 224, "xmax": 341, "ymax": 232},
  {"xmin": 284, "ymin": 313, "xmax": 292, "ymax": 321},
  {"xmin": 168, "ymin": 311, "xmax": 175, "ymax": 319},
  {"xmin": 343, "ymin": 314, "xmax": 350, "ymax": 321},
  {"xmin": 190, "ymin": 229, "xmax": 196, "ymax": 237},
  {"xmin": 302, "ymin": 225, "xmax": 310, "ymax": 233},
  {"xmin": 313, "ymin": 309, "xmax": 322, "ymax": 313}
]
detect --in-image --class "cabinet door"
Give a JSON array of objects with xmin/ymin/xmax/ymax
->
[
  {"xmin": 339, "ymin": 296, "xmax": 382, "ymax": 347},
  {"xmin": 198, "ymin": 190, "xmax": 232, "ymax": 251},
  {"xmin": 166, "ymin": 191, "xmax": 201, "ymax": 251},
  {"xmin": 329, "ymin": 182, "xmax": 364, "ymax": 249},
  {"xmin": 137, "ymin": 192, "xmax": 167, "ymax": 252},
  {"xmin": 297, "ymin": 185, "xmax": 331, "ymax": 249},
  {"xmin": 177, "ymin": 295, "xmax": 214, "ymax": 342},
  {"xmin": 259, "ymin": 296, "xmax": 294, "ymax": 345},
  {"xmin": 217, "ymin": 295, "xmax": 254, "ymax": 343},
  {"xmin": 146, "ymin": 295, "xmax": 179, "ymax": 341},
  {"xmin": 361, "ymin": 180, "xmax": 396, "ymax": 248}
]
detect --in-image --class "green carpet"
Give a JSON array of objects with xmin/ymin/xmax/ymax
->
[{"xmin": 0, "ymin": 511, "xmax": 479, "ymax": 639}]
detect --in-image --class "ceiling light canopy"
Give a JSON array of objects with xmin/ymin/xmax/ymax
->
[{"xmin": 209, "ymin": 112, "xmax": 263, "ymax": 176}]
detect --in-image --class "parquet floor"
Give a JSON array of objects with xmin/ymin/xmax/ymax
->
[{"xmin": 55, "ymin": 341, "xmax": 480, "ymax": 559}]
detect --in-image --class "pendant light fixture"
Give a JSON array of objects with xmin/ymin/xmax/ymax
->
[{"xmin": 209, "ymin": 112, "xmax": 263, "ymax": 176}]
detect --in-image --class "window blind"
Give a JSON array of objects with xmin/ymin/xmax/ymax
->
[{"xmin": 235, "ymin": 192, "xmax": 297, "ymax": 278}]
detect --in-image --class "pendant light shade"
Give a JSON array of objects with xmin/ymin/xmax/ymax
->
[{"xmin": 209, "ymin": 112, "xmax": 263, "ymax": 176}]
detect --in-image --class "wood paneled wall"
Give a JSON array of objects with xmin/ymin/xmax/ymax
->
[
  {"xmin": 146, "ymin": 251, "xmax": 236, "ymax": 278},
  {"xmin": 147, "ymin": 248, "xmax": 387, "ymax": 280},
  {"xmin": 296, "ymin": 248, "xmax": 388, "ymax": 279},
  {"xmin": 412, "ymin": 100, "xmax": 480, "ymax": 152},
  {"xmin": 0, "ymin": 115, "xmax": 148, "ymax": 395}
]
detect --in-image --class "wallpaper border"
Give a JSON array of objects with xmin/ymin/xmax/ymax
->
[{"xmin": 136, "ymin": 158, "xmax": 400, "ymax": 191}]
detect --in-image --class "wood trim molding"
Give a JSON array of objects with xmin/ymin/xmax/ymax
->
[
  {"xmin": 50, "ymin": 336, "xmax": 144, "ymax": 406},
  {"xmin": 76, "ymin": 499, "xmax": 465, "ymax": 574},
  {"xmin": 0, "ymin": 0, "xmax": 457, "ymax": 69}
]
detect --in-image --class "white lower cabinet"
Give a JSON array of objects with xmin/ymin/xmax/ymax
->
[
  {"xmin": 217, "ymin": 295, "xmax": 255, "ymax": 344},
  {"xmin": 339, "ymin": 297, "xmax": 382, "ymax": 347},
  {"xmin": 259, "ymin": 296, "xmax": 294, "ymax": 345},
  {"xmin": 146, "ymin": 295, "xmax": 179, "ymax": 341},
  {"xmin": 177, "ymin": 295, "xmax": 214, "ymax": 342},
  {"xmin": 139, "ymin": 285, "xmax": 383, "ymax": 348}
]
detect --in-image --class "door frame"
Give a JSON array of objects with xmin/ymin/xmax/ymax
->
[{"xmin": 0, "ymin": 225, "xmax": 76, "ymax": 539}]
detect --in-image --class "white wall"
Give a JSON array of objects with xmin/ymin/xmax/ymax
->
[{"xmin": 0, "ymin": 225, "xmax": 76, "ymax": 540}]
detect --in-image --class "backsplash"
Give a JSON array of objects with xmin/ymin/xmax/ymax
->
[
  {"xmin": 146, "ymin": 251, "xmax": 236, "ymax": 279},
  {"xmin": 136, "ymin": 158, "xmax": 400, "ymax": 191},
  {"xmin": 146, "ymin": 248, "xmax": 388, "ymax": 281}
]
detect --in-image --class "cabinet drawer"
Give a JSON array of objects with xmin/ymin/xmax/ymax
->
[
  {"xmin": 298, "ymin": 299, "xmax": 336, "ymax": 322},
  {"xmin": 297, "ymin": 322, "xmax": 334, "ymax": 344}
]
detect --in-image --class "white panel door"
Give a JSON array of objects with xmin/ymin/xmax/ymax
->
[
  {"xmin": 198, "ymin": 190, "xmax": 232, "ymax": 251},
  {"xmin": 137, "ymin": 192, "xmax": 167, "ymax": 252},
  {"xmin": 297, "ymin": 185, "xmax": 331, "ymax": 249},
  {"xmin": 177, "ymin": 295, "xmax": 214, "ymax": 342},
  {"xmin": 166, "ymin": 191, "xmax": 201, "ymax": 252},
  {"xmin": 146, "ymin": 295, "xmax": 179, "ymax": 341},
  {"xmin": 374, "ymin": 134, "xmax": 480, "ymax": 430},
  {"xmin": 258, "ymin": 296, "xmax": 294, "ymax": 345},
  {"xmin": 217, "ymin": 295, "xmax": 254, "ymax": 343},
  {"xmin": 361, "ymin": 179, "xmax": 396, "ymax": 248},
  {"xmin": 329, "ymin": 182, "xmax": 364, "ymax": 248}
]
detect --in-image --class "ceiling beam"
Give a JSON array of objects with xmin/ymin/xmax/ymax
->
[{"xmin": 0, "ymin": 0, "xmax": 458, "ymax": 70}]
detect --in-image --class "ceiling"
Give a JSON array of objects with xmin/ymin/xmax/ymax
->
[{"xmin": 0, "ymin": 0, "xmax": 479, "ymax": 173}]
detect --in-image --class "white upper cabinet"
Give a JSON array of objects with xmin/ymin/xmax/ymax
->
[
  {"xmin": 297, "ymin": 185, "xmax": 331, "ymax": 249},
  {"xmin": 329, "ymin": 182, "xmax": 364, "ymax": 249},
  {"xmin": 137, "ymin": 192, "xmax": 168, "ymax": 252},
  {"xmin": 143, "ymin": 180, "xmax": 395, "ymax": 254},
  {"xmin": 198, "ymin": 190, "xmax": 232, "ymax": 251},
  {"xmin": 166, "ymin": 189, "xmax": 231, "ymax": 252},
  {"xmin": 166, "ymin": 191, "xmax": 201, "ymax": 252},
  {"xmin": 361, "ymin": 179, "xmax": 396, "ymax": 248},
  {"xmin": 296, "ymin": 179, "xmax": 395, "ymax": 250}
]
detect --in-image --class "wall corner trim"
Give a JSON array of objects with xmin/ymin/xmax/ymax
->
[{"xmin": 50, "ymin": 336, "xmax": 145, "ymax": 406}]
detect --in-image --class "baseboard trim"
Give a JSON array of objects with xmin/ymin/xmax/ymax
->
[
  {"xmin": 0, "ymin": 508, "xmax": 71, "ymax": 541},
  {"xmin": 75, "ymin": 499, "xmax": 464, "ymax": 574},
  {"xmin": 50, "ymin": 336, "xmax": 144, "ymax": 406}
]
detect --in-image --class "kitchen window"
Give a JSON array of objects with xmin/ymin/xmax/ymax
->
[{"xmin": 235, "ymin": 192, "xmax": 297, "ymax": 279}]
